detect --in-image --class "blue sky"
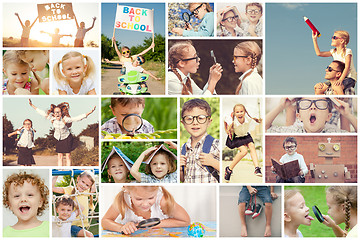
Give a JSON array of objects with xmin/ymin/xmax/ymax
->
[
  {"xmin": 266, "ymin": 3, "xmax": 357, "ymax": 94},
  {"xmin": 101, "ymin": 3, "xmax": 165, "ymax": 48}
]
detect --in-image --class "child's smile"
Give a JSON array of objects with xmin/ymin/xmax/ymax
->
[
  {"xmin": 246, "ymin": 6, "xmax": 262, "ymax": 24},
  {"xmin": 108, "ymin": 157, "xmax": 128, "ymax": 182},
  {"xmin": 150, "ymin": 155, "xmax": 169, "ymax": 179},
  {"xmin": 5, "ymin": 63, "xmax": 30, "ymax": 89},
  {"xmin": 61, "ymin": 56, "xmax": 87, "ymax": 83}
]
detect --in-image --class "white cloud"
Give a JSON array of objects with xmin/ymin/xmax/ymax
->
[{"xmin": 281, "ymin": 3, "xmax": 308, "ymax": 10}]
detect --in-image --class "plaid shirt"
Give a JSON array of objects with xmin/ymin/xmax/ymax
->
[
  {"xmin": 324, "ymin": 86, "xmax": 355, "ymax": 95},
  {"xmin": 183, "ymin": 134, "xmax": 220, "ymax": 183},
  {"xmin": 101, "ymin": 117, "xmax": 154, "ymax": 138},
  {"xmin": 140, "ymin": 172, "xmax": 177, "ymax": 183},
  {"xmin": 267, "ymin": 122, "xmax": 348, "ymax": 133}
]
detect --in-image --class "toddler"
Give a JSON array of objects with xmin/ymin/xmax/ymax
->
[
  {"xmin": 52, "ymin": 195, "xmax": 80, "ymax": 237},
  {"xmin": 3, "ymin": 171, "xmax": 49, "ymax": 237},
  {"xmin": 53, "ymin": 51, "xmax": 96, "ymax": 95}
]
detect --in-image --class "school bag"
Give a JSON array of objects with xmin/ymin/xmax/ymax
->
[
  {"xmin": 17, "ymin": 128, "xmax": 35, "ymax": 143},
  {"xmin": 181, "ymin": 135, "xmax": 219, "ymax": 182}
]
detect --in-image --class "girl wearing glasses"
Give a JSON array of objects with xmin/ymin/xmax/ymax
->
[
  {"xmin": 233, "ymin": 41, "xmax": 263, "ymax": 95},
  {"xmin": 171, "ymin": 3, "xmax": 214, "ymax": 37},
  {"xmin": 168, "ymin": 40, "xmax": 222, "ymax": 95},
  {"xmin": 312, "ymin": 30, "xmax": 356, "ymax": 93},
  {"xmin": 217, "ymin": 6, "xmax": 243, "ymax": 37},
  {"xmin": 224, "ymin": 104, "xmax": 262, "ymax": 182}
]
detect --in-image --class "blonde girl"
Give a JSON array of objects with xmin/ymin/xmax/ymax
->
[
  {"xmin": 312, "ymin": 30, "xmax": 356, "ymax": 92},
  {"xmin": 172, "ymin": 3, "xmax": 214, "ymax": 37},
  {"xmin": 233, "ymin": 41, "xmax": 263, "ymax": 95},
  {"xmin": 52, "ymin": 171, "xmax": 96, "ymax": 237},
  {"xmin": 14, "ymin": 13, "xmax": 38, "ymax": 47},
  {"xmin": 323, "ymin": 186, "xmax": 357, "ymax": 238},
  {"xmin": 130, "ymin": 144, "xmax": 177, "ymax": 183},
  {"xmin": 7, "ymin": 119, "xmax": 36, "ymax": 166},
  {"xmin": 53, "ymin": 51, "xmax": 96, "ymax": 95},
  {"xmin": 3, "ymin": 50, "xmax": 39, "ymax": 95},
  {"xmin": 168, "ymin": 40, "xmax": 222, "ymax": 95},
  {"xmin": 224, "ymin": 104, "xmax": 262, "ymax": 181},
  {"xmin": 101, "ymin": 186, "xmax": 190, "ymax": 235}
]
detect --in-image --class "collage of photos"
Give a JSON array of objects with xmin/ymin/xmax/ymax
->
[{"xmin": 1, "ymin": 1, "xmax": 358, "ymax": 239}]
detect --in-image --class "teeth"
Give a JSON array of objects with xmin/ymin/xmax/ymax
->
[{"xmin": 20, "ymin": 206, "xmax": 30, "ymax": 213}]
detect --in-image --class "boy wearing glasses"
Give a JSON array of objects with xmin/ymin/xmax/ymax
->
[
  {"xmin": 266, "ymin": 97, "xmax": 357, "ymax": 133},
  {"xmin": 180, "ymin": 98, "xmax": 220, "ymax": 183},
  {"xmin": 271, "ymin": 137, "xmax": 308, "ymax": 183},
  {"xmin": 240, "ymin": 2, "xmax": 263, "ymax": 37}
]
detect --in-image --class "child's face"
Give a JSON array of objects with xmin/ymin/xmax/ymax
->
[
  {"xmin": 4, "ymin": 63, "xmax": 30, "ymax": 89},
  {"xmin": 56, "ymin": 203, "xmax": 73, "ymax": 221},
  {"xmin": 23, "ymin": 120, "xmax": 32, "ymax": 131},
  {"xmin": 25, "ymin": 20, "xmax": 30, "ymax": 27},
  {"xmin": 22, "ymin": 51, "xmax": 49, "ymax": 72},
  {"xmin": 76, "ymin": 176, "xmax": 93, "ymax": 192},
  {"xmin": 324, "ymin": 62, "xmax": 341, "ymax": 81},
  {"xmin": 331, "ymin": 32, "xmax": 345, "ymax": 47},
  {"xmin": 122, "ymin": 48, "xmax": 130, "ymax": 58},
  {"xmin": 129, "ymin": 188, "xmax": 157, "ymax": 213},
  {"xmin": 107, "ymin": 156, "xmax": 128, "ymax": 183},
  {"xmin": 189, "ymin": 3, "xmax": 207, "ymax": 20},
  {"xmin": 181, "ymin": 107, "xmax": 212, "ymax": 140},
  {"xmin": 234, "ymin": 105, "xmax": 246, "ymax": 121},
  {"xmin": 284, "ymin": 141, "xmax": 297, "ymax": 155},
  {"xmin": 245, "ymin": 6, "xmax": 262, "ymax": 24},
  {"xmin": 233, "ymin": 48, "xmax": 251, "ymax": 73},
  {"xmin": 178, "ymin": 45, "xmax": 200, "ymax": 75},
  {"xmin": 296, "ymin": 98, "xmax": 332, "ymax": 133},
  {"xmin": 110, "ymin": 103, "xmax": 144, "ymax": 133},
  {"xmin": 326, "ymin": 193, "xmax": 345, "ymax": 225},
  {"xmin": 8, "ymin": 181, "xmax": 43, "ymax": 223},
  {"xmin": 80, "ymin": 22, "xmax": 85, "ymax": 28},
  {"xmin": 53, "ymin": 107, "xmax": 62, "ymax": 120},
  {"xmin": 285, "ymin": 192, "xmax": 312, "ymax": 226},
  {"xmin": 61, "ymin": 56, "xmax": 87, "ymax": 83},
  {"xmin": 150, "ymin": 154, "xmax": 169, "ymax": 179},
  {"xmin": 221, "ymin": 11, "xmax": 237, "ymax": 30}
]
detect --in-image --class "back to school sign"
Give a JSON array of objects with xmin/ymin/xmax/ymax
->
[
  {"xmin": 37, "ymin": 2, "xmax": 75, "ymax": 23},
  {"xmin": 114, "ymin": 5, "xmax": 153, "ymax": 33}
]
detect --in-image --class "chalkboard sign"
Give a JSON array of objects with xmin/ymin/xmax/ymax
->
[{"xmin": 37, "ymin": 2, "xmax": 74, "ymax": 23}]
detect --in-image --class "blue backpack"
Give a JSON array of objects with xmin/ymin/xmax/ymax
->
[
  {"xmin": 17, "ymin": 129, "xmax": 35, "ymax": 143},
  {"xmin": 181, "ymin": 135, "xmax": 219, "ymax": 182}
]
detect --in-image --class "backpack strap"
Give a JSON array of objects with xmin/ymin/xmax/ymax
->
[
  {"xmin": 17, "ymin": 129, "xmax": 35, "ymax": 143},
  {"xmin": 202, "ymin": 135, "xmax": 219, "ymax": 182}
]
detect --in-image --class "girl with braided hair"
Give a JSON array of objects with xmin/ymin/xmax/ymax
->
[
  {"xmin": 224, "ymin": 103, "xmax": 262, "ymax": 182},
  {"xmin": 29, "ymin": 99, "xmax": 96, "ymax": 166},
  {"xmin": 233, "ymin": 41, "xmax": 262, "ymax": 95},
  {"xmin": 323, "ymin": 186, "xmax": 357, "ymax": 237},
  {"xmin": 168, "ymin": 40, "xmax": 223, "ymax": 95}
]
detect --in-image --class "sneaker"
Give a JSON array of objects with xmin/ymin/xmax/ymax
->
[
  {"xmin": 254, "ymin": 167, "xmax": 262, "ymax": 177},
  {"xmin": 224, "ymin": 166, "xmax": 233, "ymax": 181},
  {"xmin": 245, "ymin": 201, "xmax": 255, "ymax": 215},
  {"xmin": 252, "ymin": 203, "xmax": 262, "ymax": 219}
]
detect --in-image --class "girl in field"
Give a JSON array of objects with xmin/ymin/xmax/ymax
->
[
  {"xmin": 101, "ymin": 186, "xmax": 190, "ymax": 235},
  {"xmin": 224, "ymin": 104, "xmax": 262, "ymax": 181},
  {"xmin": 28, "ymin": 99, "xmax": 96, "ymax": 166},
  {"xmin": 14, "ymin": 13, "xmax": 38, "ymax": 47},
  {"xmin": 53, "ymin": 51, "xmax": 96, "ymax": 95},
  {"xmin": 232, "ymin": 41, "xmax": 262, "ymax": 95},
  {"xmin": 168, "ymin": 40, "xmax": 222, "ymax": 95}
]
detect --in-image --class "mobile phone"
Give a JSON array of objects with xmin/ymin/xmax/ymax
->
[{"xmin": 210, "ymin": 50, "xmax": 217, "ymax": 64}]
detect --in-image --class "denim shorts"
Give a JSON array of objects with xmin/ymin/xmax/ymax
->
[
  {"xmin": 71, "ymin": 225, "xmax": 83, "ymax": 237},
  {"xmin": 238, "ymin": 186, "xmax": 272, "ymax": 204}
]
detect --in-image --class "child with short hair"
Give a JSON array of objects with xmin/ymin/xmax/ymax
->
[
  {"xmin": 53, "ymin": 51, "xmax": 96, "ymax": 95},
  {"xmin": 240, "ymin": 2, "xmax": 263, "ymax": 37},
  {"xmin": 284, "ymin": 189, "xmax": 313, "ymax": 237},
  {"xmin": 7, "ymin": 119, "xmax": 36, "ymax": 166},
  {"xmin": 3, "ymin": 50, "xmax": 39, "ymax": 95},
  {"xmin": 101, "ymin": 186, "xmax": 190, "ymax": 234},
  {"xmin": 3, "ymin": 171, "xmax": 49, "ymax": 237},
  {"xmin": 101, "ymin": 97, "xmax": 154, "ymax": 138},
  {"xmin": 180, "ymin": 98, "xmax": 220, "ymax": 183},
  {"xmin": 272, "ymin": 137, "xmax": 308, "ymax": 183},
  {"xmin": 14, "ymin": 13, "xmax": 38, "ymax": 47},
  {"xmin": 52, "ymin": 195, "xmax": 80, "ymax": 237},
  {"xmin": 266, "ymin": 97, "xmax": 357, "ymax": 133},
  {"xmin": 322, "ymin": 186, "xmax": 357, "ymax": 237},
  {"xmin": 74, "ymin": 15, "xmax": 96, "ymax": 47},
  {"xmin": 233, "ymin": 41, "xmax": 263, "ymax": 95},
  {"xmin": 131, "ymin": 143, "xmax": 177, "ymax": 183},
  {"xmin": 52, "ymin": 171, "xmax": 96, "ymax": 237},
  {"xmin": 40, "ymin": 28, "xmax": 72, "ymax": 47}
]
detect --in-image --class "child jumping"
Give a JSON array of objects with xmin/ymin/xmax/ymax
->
[
  {"xmin": 74, "ymin": 15, "xmax": 96, "ymax": 47},
  {"xmin": 52, "ymin": 195, "xmax": 80, "ymax": 237},
  {"xmin": 312, "ymin": 30, "xmax": 357, "ymax": 93},
  {"xmin": 168, "ymin": 40, "xmax": 222, "ymax": 95},
  {"xmin": 14, "ymin": 13, "xmax": 38, "ymax": 47},
  {"xmin": 7, "ymin": 119, "xmax": 36, "ymax": 166},
  {"xmin": 172, "ymin": 3, "xmax": 214, "ymax": 37},
  {"xmin": 233, "ymin": 41, "xmax": 263, "ymax": 95},
  {"xmin": 53, "ymin": 51, "xmax": 96, "ymax": 95},
  {"xmin": 130, "ymin": 143, "xmax": 177, "ymax": 183},
  {"xmin": 101, "ymin": 186, "xmax": 190, "ymax": 234},
  {"xmin": 224, "ymin": 104, "xmax": 262, "ymax": 181},
  {"xmin": 3, "ymin": 171, "xmax": 49, "ymax": 237},
  {"xmin": 52, "ymin": 171, "xmax": 96, "ymax": 237}
]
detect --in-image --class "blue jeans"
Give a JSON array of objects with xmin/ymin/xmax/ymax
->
[
  {"xmin": 71, "ymin": 225, "xmax": 83, "ymax": 237},
  {"xmin": 238, "ymin": 186, "xmax": 272, "ymax": 205}
]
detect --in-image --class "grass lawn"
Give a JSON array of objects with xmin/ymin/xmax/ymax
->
[{"xmin": 285, "ymin": 186, "xmax": 345, "ymax": 237}]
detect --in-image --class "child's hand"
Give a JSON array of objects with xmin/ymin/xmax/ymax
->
[
  {"xmin": 120, "ymin": 222, "xmax": 138, "ymax": 235},
  {"xmin": 185, "ymin": 22, "xmax": 192, "ymax": 30},
  {"xmin": 333, "ymin": 99, "xmax": 351, "ymax": 117},
  {"xmin": 312, "ymin": 31, "xmax": 319, "ymax": 40},
  {"xmin": 180, "ymin": 155, "xmax": 187, "ymax": 166},
  {"xmin": 15, "ymin": 13, "xmax": 19, "ymax": 16},
  {"xmin": 14, "ymin": 88, "xmax": 31, "ymax": 95},
  {"xmin": 150, "ymin": 42, "xmax": 155, "ymax": 48},
  {"xmin": 248, "ymin": 24, "xmax": 257, "ymax": 36},
  {"xmin": 86, "ymin": 106, "xmax": 96, "ymax": 116},
  {"xmin": 171, "ymin": 27, "xmax": 184, "ymax": 36},
  {"xmin": 199, "ymin": 153, "xmax": 216, "ymax": 167},
  {"xmin": 298, "ymin": 170, "xmax": 304, "ymax": 176},
  {"xmin": 314, "ymin": 82, "xmax": 328, "ymax": 95},
  {"xmin": 322, "ymin": 215, "xmax": 337, "ymax": 228},
  {"xmin": 164, "ymin": 141, "xmax": 177, "ymax": 150},
  {"xmin": 209, "ymin": 63, "xmax": 223, "ymax": 84},
  {"xmin": 141, "ymin": 146, "xmax": 158, "ymax": 158},
  {"xmin": 93, "ymin": 17, "xmax": 97, "ymax": 21},
  {"xmin": 247, "ymin": 186, "xmax": 257, "ymax": 195},
  {"xmin": 332, "ymin": 81, "xmax": 344, "ymax": 95},
  {"xmin": 155, "ymin": 77, "xmax": 161, "ymax": 81},
  {"xmin": 270, "ymin": 191, "xmax": 278, "ymax": 200},
  {"xmin": 279, "ymin": 98, "xmax": 295, "ymax": 109}
]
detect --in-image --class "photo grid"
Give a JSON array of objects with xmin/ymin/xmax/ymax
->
[{"xmin": 1, "ymin": 1, "xmax": 358, "ymax": 239}]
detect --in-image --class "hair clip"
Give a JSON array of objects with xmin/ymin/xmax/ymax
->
[{"xmin": 58, "ymin": 60, "xmax": 62, "ymax": 64}]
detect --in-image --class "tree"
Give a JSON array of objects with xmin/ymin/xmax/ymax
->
[
  {"xmin": 78, "ymin": 123, "xmax": 99, "ymax": 147},
  {"xmin": 101, "ymin": 34, "xmax": 118, "ymax": 60},
  {"xmin": 3, "ymin": 115, "xmax": 16, "ymax": 154}
]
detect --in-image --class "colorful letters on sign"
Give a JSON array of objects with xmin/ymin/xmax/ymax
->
[{"xmin": 114, "ymin": 5, "xmax": 154, "ymax": 33}]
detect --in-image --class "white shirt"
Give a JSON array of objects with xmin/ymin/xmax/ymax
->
[
  {"xmin": 56, "ymin": 78, "xmax": 95, "ymax": 95},
  {"xmin": 284, "ymin": 229, "xmax": 303, "ymax": 238},
  {"xmin": 52, "ymin": 212, "xmax": 77, "ymax": 237},
  {"xmin": 17, "ymin": 129, "xmax": 35, "ymax": 148},
  {"xmin": 279, "ymin": 152, "xmax": 308, "ymax": 176},
  {"xmin": 124, "ymin": 62, "xmax": 144, "ymax": 73},
  {"xmin": 238, "ymin": 67, "xmax": 263, "ymax": 95},
  {"xmin": 224, "ymin": 115, "xmax": 256, "ymax": 137}
]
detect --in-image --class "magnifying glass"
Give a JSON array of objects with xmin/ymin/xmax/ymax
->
[
  {"xmin": 121, "ymin": 218, "xmax": 161, "ymax": 234},
  {"xmin": 122, "ymin": 114, "xmax": 143, "ymax": 135},
  {"xmin": 312, "ymin": 205, "xmax": 324, "ymax": 223},
  {"xmin": 182, "ymin": 12, "xmax": 192, "ymax": 23}
]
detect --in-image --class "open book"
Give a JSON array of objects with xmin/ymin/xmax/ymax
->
[
  {"xmin": 143, "ymin": 144, "xmax": 177, "ymax": 164},
  {"xmin": 101, "ymin": 146, "xmax": 134, "ymax": 172},
  {"xmin": 271, "ymin": 158, "xmax": 300, "ymax": 179}
]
